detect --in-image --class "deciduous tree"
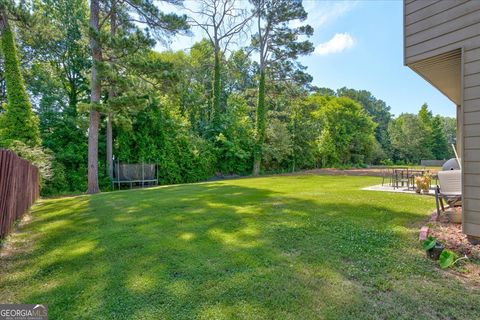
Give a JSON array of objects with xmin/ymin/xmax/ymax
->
[{"xmin": 187, "ymin": 0, "xmax": 252, "ymax": 132}]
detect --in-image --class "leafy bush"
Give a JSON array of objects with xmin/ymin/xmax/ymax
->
[
  {"xmin": 3, "ymin": 140, "xmax": 53, "ymax": 182},
  {"xmin": 116, "ymin": 100, "xmax": 216, "ymax": 184},
  {"xmin": 314, "ymin": 97, "xmax": 376, "ymax": 167},
  {"xmin": 380, "ymin": 159, "xmax": 394, "ymax": 166},
  {"xmin": 263, "ymin": 118, "xmax": 293, "ymax": 171},
  {"xmin": 214, "ymin": 94, "xmax": 254, "ymax": 175},
  {"xmin": 1, "ymin": 140, "xmax": 67, "ymax": 195}
]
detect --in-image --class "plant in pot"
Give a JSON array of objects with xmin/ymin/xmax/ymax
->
[
  {"xmin": 419, "ymin": 172, "xmax": 432, "ymax": 194},
  {"xmin": 423, "ymin": 172, "xmax": 432, "ymax": 193},
  {"xmin": 414, "ymin": 176, "xmax": 423, "ymax": 193},
  {"xmin": 423, "ymin": 236, "xmax": 444, "ymax": 260},
  {"xmin": 415, "ymin": 173, "xmax": 432, "ymax": 194}
]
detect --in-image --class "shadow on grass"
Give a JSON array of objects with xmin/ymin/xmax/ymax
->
[{"xmin": 2, "ymin": 182, "xmax": 479, "ymax": 319}]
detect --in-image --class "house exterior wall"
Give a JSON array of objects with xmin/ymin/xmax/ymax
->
[
  {"xmin": 404, "ymin": 0, "xmax": 480, "ymax": 64},
  {"xmin": 404, "ymin": 0, "xmax": 480, "ymax": 238}
]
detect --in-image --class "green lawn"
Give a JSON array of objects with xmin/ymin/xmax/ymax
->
[{"xmin": 1, "ymin": 175, "xmax": 479, "ymax": 319}]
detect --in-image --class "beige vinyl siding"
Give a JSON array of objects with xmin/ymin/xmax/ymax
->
[
  {"xmin": 405, "ymin": 0, "xmax": 468, "ymax": 26},
  {"xmin": 406, "ymin": 1, "xmax": 480, "ymax": 36},
  {"xmin": 463, "ymin": 41, "xmax": 480, "ymax": 236},
  {"xmin": 405, "ymin": 0, "xmax": 440, "ymax": 16},
  {"xmin": 465, "ymin": 73, "xmax": 480, "ymax": 88},
  {"xmin": 407, "ymin": 30, "xmax": 480, "ymax": 60},
  {"xmin": 463, "ymin": 111, "xmax": 480, "ymax": 125},
  {"xmin": 464, "ymin": 99, "xmax": 480, "ymax": 113},
  {"xmin": 464, "ymin": 185, "xmax": 480, "ymax": 199},
  {"xmin": 465, "ymin": 86, "xmax": 480, "ymax": 100},
  {"xmin": 404, "ymin": 0, "xmax": 480, "ymax": 64},
  {"xmin": 464, "ymin": 208, "xmax": 480, "ymax": 224},
  {"xmin": 405, "ymin": 0, "xmax": 480, "ymax": 237},
  {"xmin": 465, "ymin": 174, "xmax": 480, "ymax": 187},
  {"xmin": 464, "ymin": 60, "xmax": 480, "ymax": 75},
  {"xmin": 407, "ymin": 35, "xmax": 480, "ymax": 63},
  {"xmin": 465, "ymin": 47, "xmax": 480, "ymax": 62},
  {"xmin": 465, "ymin": 136, "xmax": 480, "ymax": 148},
  {"xmin": 464, "ymin": 162, "xmax": 480, "ymax": 175},
  {"xmin": 405, "ymin": 10, "xmax": 480, "ymax": 47},
  {"xmin": 464, "ymin": 223, "xmax": 480, "ymax": 236},
  {"xmin": 464, "ymin": 149, "xmax": 480, "ymax": 162}
]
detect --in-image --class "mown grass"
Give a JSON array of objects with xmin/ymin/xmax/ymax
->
[{"xmin": 1, "ymin": 175, "xmax": 479, "ymax": 319}]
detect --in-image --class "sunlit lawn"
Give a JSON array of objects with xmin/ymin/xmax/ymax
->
[{"xmin": 1, "ymin": 175, "xmax": 479, "ymax": 319}]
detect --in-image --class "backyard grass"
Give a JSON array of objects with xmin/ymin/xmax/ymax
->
[{"xmin": 1, "ymin": 175, "xmax": 479, "ymax": 319}]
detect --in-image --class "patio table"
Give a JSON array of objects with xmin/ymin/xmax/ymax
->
[{"xmin": 392, "ymin": 168, "xmax": 429, "ymax": 190}]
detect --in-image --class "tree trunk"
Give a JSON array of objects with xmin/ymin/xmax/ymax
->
[
  {"xmin": 87, "ymin": 0, "xmax": 101, "ymax": 194},
  {"xmin": 253, "ymin": 69, "xmax": 266, "ymax": 176},
  {"xmin": 106, "ymin": 1, "xmax": 116, "ymax": 181},
  {"xmin": 212, "ymin": 46, "xmax": 221, "ymax": 129},
  {"xmin": 0, "ymin": 8, "xmax": 8, "ymax": 34},
  {"xmin": 106, "ymin": 112, "xmax": 113, "ymax": 180},
  {"xmin": 88, "ymin": 110, "xmax": 100, "ymax": 193}
]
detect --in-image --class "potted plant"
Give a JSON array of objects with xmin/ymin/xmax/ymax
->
[
  {"xmin": 415, "ymin": 172, "xmax": 432, "ymax": 194},
  {"xmin": 421, "ymin": 172, "xmax": 432, "ymax": 193},
  {"xmin": 414, "ymin": 176, "xmax": 422, "ymax": 193},
  {"xmin": 423, "ymin": 236, "xmax": 444, "ymax": 260}
]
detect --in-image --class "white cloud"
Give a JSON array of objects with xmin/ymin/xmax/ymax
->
[
  {"xmin": 293, "ymin": 1, "xmax": 358, "ymax": 29},
  {"xmin": 314, "ymin": 33, "xmax": 355, "ymax": 56}
]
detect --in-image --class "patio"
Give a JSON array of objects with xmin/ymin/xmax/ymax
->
[
  {"xmin": 362, "ymin": 167, "xmax": 438, "ymax": 195},
  {"xmin": 362, "ymin": 183, "xmax": 435, "ymax": 195}
]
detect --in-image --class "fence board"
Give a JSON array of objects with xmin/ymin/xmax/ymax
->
[{"xmin": 0, "ymin": 149, "xmax": 39, "ymax": 239}]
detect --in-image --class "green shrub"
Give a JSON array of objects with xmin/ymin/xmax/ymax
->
[
  {"xmin": 2, "ymin": 140, "xmax": 61, "ymax": 195},
  {"xmin": 214, "ymin": 94, "xmax": 254, "ymax": 175},
  {"xmin": 0, "ymin": 23, "xmax": 41, "ymax": 146},
  {"xmin": 116, "ymin": 101, "xmax": 216, "ymax": 184}
]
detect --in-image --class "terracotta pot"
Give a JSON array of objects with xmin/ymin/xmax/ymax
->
[{"xmin": 446, "ymin": 209, "xmax": 462, "ymax": 224}]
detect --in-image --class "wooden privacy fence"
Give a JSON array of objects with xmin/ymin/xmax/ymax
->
[{"xmin": 0, "ymin": 149, "xmax": 39, "ymax": 239}]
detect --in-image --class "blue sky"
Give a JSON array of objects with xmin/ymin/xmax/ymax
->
[{"xmin": 159, "ymin": 0, "xmax": 456, "ymax": 117}]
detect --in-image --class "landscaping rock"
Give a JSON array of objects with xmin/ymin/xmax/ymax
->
[{"xmin": 419, "ymin": 226, "xmax": 429, "ymax": 241}]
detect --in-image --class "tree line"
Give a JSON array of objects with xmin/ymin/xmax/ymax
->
[{"xmin": 0, "ymin": 0, "xmax": 456, "ymax": 195}]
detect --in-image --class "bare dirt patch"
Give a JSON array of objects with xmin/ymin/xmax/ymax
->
[{"xmin": 0, "ymin": 213, "xmax": 34, "ymax": 259}]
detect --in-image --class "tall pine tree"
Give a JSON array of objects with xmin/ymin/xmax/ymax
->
[
  {"xmin": 431, "ymin": 115, "xmax": 449, "ymax": 159},
  {"xmin": 250, "ymin": 0, "xmax": 313, "ymax": 175},
  {"xmin": 87, "ymin": 0, "xmax": 189, "ymax": 193}
]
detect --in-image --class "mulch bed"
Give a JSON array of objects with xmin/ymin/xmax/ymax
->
[
  {"xmin": 301, "ymin": 168, "xmax": 385, "ymax": 177},
  {"xmin": 429, "ymin": 211, "xmax": 480, "ymax": 260},
  {"xmin": 426, "ymin": 209, "xmax": 480, "ymax": 283}
]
